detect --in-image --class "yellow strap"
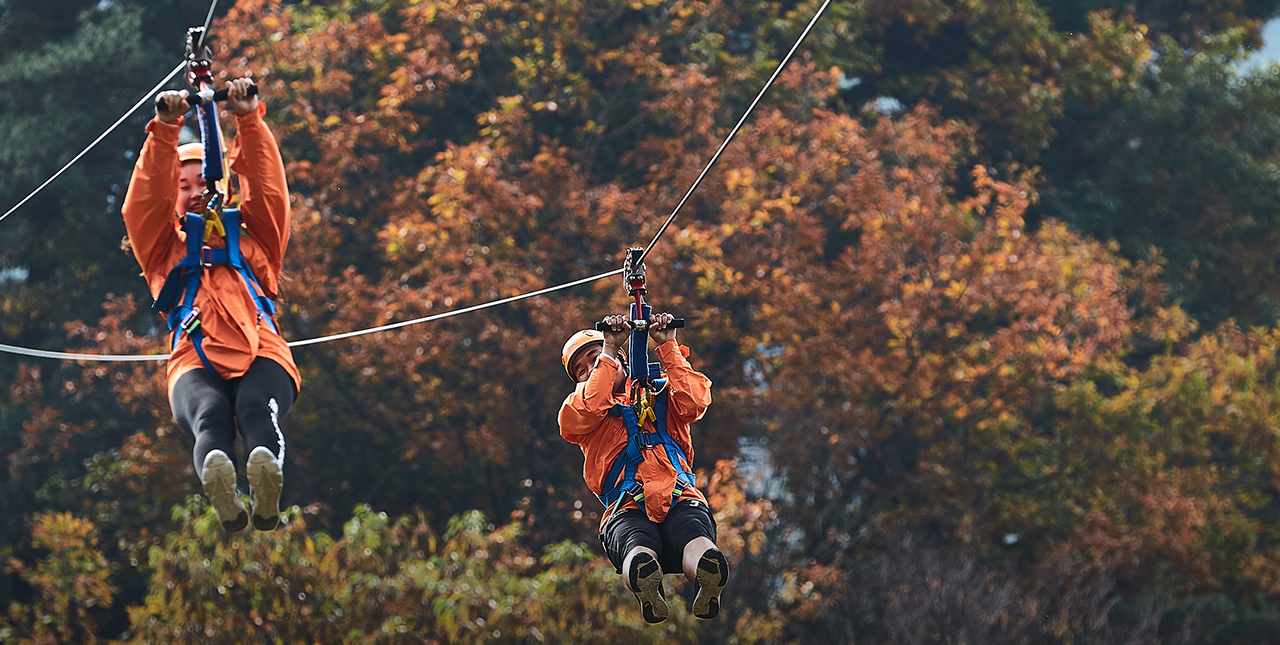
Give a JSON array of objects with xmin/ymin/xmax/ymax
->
[
  {"xmin": 636, "ymin": 388, "xmax": 657, "ymax": 426},
  {"xmin": 637, "ymin": 403, "xmax": 656, "ymax": 427},
  {"xmin": 203, "ymin": 208, "xmax": 226, "ymax": 242}
]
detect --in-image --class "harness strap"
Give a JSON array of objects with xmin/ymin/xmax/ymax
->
[
  {"xmin": 652, "ymin": 391, "xmax": 698, "ymax": 496},
  {"xmin": 152, "ymin": 210, "xmax": 278, "ymax": 375},
  {"xmin": 595, "ymin": 402, "xmax": 645, "ymax": 509},
  {"xmin": 153, "ymin": 215, "xmax": 216, "ymax": 372},
  {"xmin": 595, "ymin": 379, "xmax": 698, "ymax": 517},
  {"xmin": 223, "ymin": 210, "xmax": 278, "ymax": 333},
  {"xmin": 196, "ymin": 98, "xmax": 225, "ymax": 184}
]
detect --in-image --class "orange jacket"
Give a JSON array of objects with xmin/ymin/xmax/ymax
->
[
  {"xmin": 121, "ymin": 104, "xmax": 299, "ymax": 399},
  {"xmin": 559, "ymin": 340, "xmax": 712, "ymax": 528}
]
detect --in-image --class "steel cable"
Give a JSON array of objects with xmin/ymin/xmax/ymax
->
[
  {"xmin": 0, "ymin": 61, "xmax": 187, "ymax": 225},
  {"xmin": 0, "ymin": 0, "xmax": 831, "ymax": 362},
  {"xmin": 638, "ymin": 0, "xmax": 833, "ymax": 264}
]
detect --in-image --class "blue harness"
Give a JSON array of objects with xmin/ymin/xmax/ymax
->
[
  {"xmin": 152, "ymin": 209, "xmax": 278, "ymax": 373},
  {"xmin": 595, "ymin": 375, "xmax": 700, "ymax": 522}
]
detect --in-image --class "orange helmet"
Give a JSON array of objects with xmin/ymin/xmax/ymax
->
[
  {"xmin": 177, "ymin": 142, "xmax": 204, "ymax": 164},
  {"xmin": 561, "ymin": 329, "xmax": 604, "ymax": 380}
]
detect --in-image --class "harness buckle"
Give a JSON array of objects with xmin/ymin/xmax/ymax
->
[
  {"xmin": 622, "ymin": 480, "xmax": 645, "ymax": 504},
  {"xmin": 200, "ymin": 245, "xmax": 214, "ymax": 266},
  {"xmin": 179, "ymin": 307, "xmax": 201, "ymax": 333}
]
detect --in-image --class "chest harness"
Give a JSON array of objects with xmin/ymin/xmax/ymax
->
[
  {"xmin": 593, "ymin": 248, "xmax": 697, "ymax": 524},
  {"xmin": 151, "ymin": 26, "xmax": 276, "ymax": 374},
  {"xmin": 153, "ymin": 210, "xmax": 278, "ymax": 373},
  {"xmin": 595, "ymin": 375, "xmax": 700, "ymax": 521}
]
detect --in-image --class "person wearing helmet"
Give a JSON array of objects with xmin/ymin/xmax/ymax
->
[
  {"xmin": 559, "ymin": 314, "xmax": 730, "ymax": 623},
  {"xmin": 121, "ymin": 78, "xmax": 297, "ymax": 532}
]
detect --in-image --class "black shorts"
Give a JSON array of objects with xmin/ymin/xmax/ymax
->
[{"xmin": 602, "ymin": 499, "xmax": 717, "ymax": 574}]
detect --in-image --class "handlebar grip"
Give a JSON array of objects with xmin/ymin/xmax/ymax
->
[
  {"xmin": 203, "ymin": 84, "xmax": 259, "ymax": 104},
  {"xmin": 595, "ymin": 318, "xmax": 685, "ymax": 331},
  {"xmin": 154, "ymin": 83, "xmax": 260, "ymax": 112}
]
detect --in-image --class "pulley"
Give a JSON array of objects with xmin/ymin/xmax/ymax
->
[{"xmin": 596, "ymin": 247, "xmax": 686, "ymax": 389}]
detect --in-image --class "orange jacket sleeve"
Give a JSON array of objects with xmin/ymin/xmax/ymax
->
[
  {"xmin": 656, "ymin": 340, "xmax": 711, "ymax": 462},
  {"xmin": 656, "ymin": 340, "xmax": 712, "ymax": 424},
  {"xmin": 229, "ymin": 103, "xmax": 290, "ymax": 295},
  {"xmin": 121, "ymin": 117, "xmax": 184, "ymax": 292},
  {"xmin": 559, "ymin": 354, "xmax": 626, "ymax": 441}
]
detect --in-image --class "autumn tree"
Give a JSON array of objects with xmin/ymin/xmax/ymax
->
[
  {"xmin": 6, "ymin": 0, "xmax": 1280, "ymax": 640},
  {"xmin": 1037, "ymin": 31, "xmax": 1280, "ymax": 326},
  {"xmin": 1, "ymin": 512, "xmax": 114, "ymax": 643},
  {"xmin": 128, "ymin": 503, "xmax": 702, "ymax": 643}
]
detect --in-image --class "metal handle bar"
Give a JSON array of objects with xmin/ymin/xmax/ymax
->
[
  {"xmin": 595, "ymin": 318, "xmax": 685, "ymax": 332},
  {"xmin": 154, "ymin": 83, "xmax": 258, "ymax": 112}
]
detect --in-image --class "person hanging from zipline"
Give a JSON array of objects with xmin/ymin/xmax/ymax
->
[
  {"xmin": 121, "ymin": 73, "xmax": 296, "ymax": 532},
  {"xmin": 558, "ymin": 253, "xmax": 730, "ymax": 623}
]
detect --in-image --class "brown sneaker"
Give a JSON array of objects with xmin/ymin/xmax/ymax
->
[
  {"xmin": 628, "ymin": 552, "xmax": 668, "ymax": 624},
  {"xmin": 692, "ymin": 548, "xmax": 729, "ymax": 619}
]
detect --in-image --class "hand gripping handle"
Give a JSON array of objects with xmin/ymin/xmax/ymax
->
[
  {"xmin": 595, "ymin": 318, "xmax": 685, "ymax": 332},
  {"xmin": 155, "ymin": 83, "xmax": 259, "ymax": 112}
]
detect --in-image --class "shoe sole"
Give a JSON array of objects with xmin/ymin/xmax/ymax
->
[
  {"xmin": 693, "ymin": 548, "xmax": 729, "ymax": 619},
  {"xmin": 246, "ymin": 447, "xmax": 283, "ymax": 531},
  {"xmin": 201, "ymin": 450, "xmax": 248, "ymax": 532},
  {"xmin": 629, "ymin": 553, "xmax": 668, "ymax": 624}
]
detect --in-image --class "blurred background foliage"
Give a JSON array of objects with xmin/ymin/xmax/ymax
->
[{"xmin": 6, "ymin": 0, "xmax": 1280, "ymax": 641}]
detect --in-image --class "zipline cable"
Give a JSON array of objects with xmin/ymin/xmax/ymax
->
[
  {"xmin": 196, "ymin": 0, "xmax": 219, "ymax": 51},
  {"xmin": 0, "ymin": 61, "xmax": 187, "ymax": 226},
  {"xmin": 0, "ymin": 343, "xmax": 167, "ymax": 362},
  {"xmin": 0, "ymin": 0, "xmax": 831, "ymax": 362},
  {"xmin": 638, "ymin": 0, "xmax": 832, "ymax": 264},
  {"xmin": 0, "ymin": 269, "xmax": 623, "ymax": 361},
  {"xmin": 287, "ymin": 269, "xmax": 622, "ymax": 347},
  {"xmin": 0, "ymin": 0, "xmax": 220, "ymax": 226}
]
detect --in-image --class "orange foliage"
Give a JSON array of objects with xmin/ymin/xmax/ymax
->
[{"xmin": 9, "ymin": 0, "xmax": 1280, "ymax": 640}]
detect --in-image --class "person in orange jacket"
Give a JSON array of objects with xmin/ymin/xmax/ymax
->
[
  {"xmin": 121, "ymin": 79, "xmax": 297, "ymax": 532},
  {"xmin": 559, "ymin": 313, "xmax": 730, "ymax": 623}
]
